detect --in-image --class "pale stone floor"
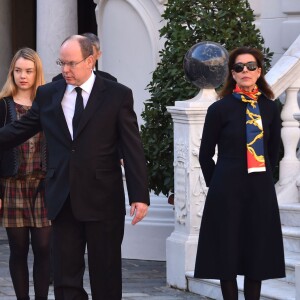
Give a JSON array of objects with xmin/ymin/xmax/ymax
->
[{"xmin": 0, "ymin": 227, "xmax": 207, "ymax": 299}]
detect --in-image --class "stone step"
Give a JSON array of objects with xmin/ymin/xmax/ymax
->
[
  {"xmin": 186, "ymin": 273, "xmax": 295, "ymax": 300},
  {"xmin": 122, "ymin": 194, "xmax": 174, "ymax": 261},
  {"xmin": 284, "ymin": 251, "xmax": 300, "ymax": 284},
  {"xmin": 280, "ymin": 203, "xmax": 300, "ymax": 227},
  {"xmin": 282, "ymin": 226, "xmax": 300, "ymax": 253}
]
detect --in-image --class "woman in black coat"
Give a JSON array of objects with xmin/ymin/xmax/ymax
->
[{"xmin": 194, "ymin": 47, "xmax": 285, "ymax": 300}]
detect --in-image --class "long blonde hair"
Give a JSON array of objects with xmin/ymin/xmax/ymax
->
[{"xmin": 0, "ymin": 47, "xmax": 45, "ymax": 101}]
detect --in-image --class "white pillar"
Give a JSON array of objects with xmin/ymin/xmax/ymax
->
[
  {"xmin": 122, "ymin": 194, "xmax": 175, "ymax": 261},
  {"xmin": 166, "ymin": 89, "xmax": 217, "ymax": 289},
  {"xmin": 36, "ymin": 0, "xmax": 78, "ymax": 82},
  {"xmin": 0, "ymin": 0, "xmax": 12, "ymax": 86}
]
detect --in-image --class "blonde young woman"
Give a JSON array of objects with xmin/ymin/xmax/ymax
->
[{"xmin": 0, "ymin": 48, "xmax": 51, "ymax": 300}]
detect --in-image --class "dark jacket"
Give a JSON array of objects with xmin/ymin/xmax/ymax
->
[
  {"xmin": 0, "ymin": 97, "xmax": 47, "ymax": 177},
  {"xmin": 53, "ymin": 72, "xmax": 123, "ymax": 158},
  {"xmin": 194, "ymin": 94, "xmax": 285, "ymax": 280},
  {"xmin": 0, "ymin": 98, "xmax": 18, "ymax": 177}
]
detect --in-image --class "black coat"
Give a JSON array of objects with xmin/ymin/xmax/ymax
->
[
  {"xmin": 0, "ymin": 97, "xmax": 47, "ymax": 177},
  {"xmin": 194, "ymin": 94, "xmax": 285, "ymax": 280},
  {"xmin": 0, "ymin": 76, "xmax": 149, "ymax": 221}
]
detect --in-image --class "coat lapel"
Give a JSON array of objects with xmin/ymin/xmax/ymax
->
[
  {"xmin": 52, "ymin": 80, "xmax": 72, "ymax": 142},
  {"xmin": 75, "ymin": 76, "xmax": 107, "ymax": 138}
]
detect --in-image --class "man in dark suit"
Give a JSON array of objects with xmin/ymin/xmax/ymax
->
[
  {"xmin": 52, "ymin": 32, "xmax": 117, "ymax": 82},
  {"xmin": 0, "ymin": 35, "xmax": 149, "ymax": 300}
]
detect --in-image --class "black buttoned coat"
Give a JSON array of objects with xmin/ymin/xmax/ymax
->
[{"xmin": 194, "ymin": 94, "xmax": 285, "ymax": 280}]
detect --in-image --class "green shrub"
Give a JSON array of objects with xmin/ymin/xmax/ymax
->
[{"xmin": 141, "ymin": 0, "xmax": 273, "ymax": 197}]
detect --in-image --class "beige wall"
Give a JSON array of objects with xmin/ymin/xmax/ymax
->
[
  {"xmin": 249, "ymin": 0, "xmax": 300, "ymax": 64},
  {"xmin": 0, "ymin": 0, "xmax": 12, "ymax": 87}
]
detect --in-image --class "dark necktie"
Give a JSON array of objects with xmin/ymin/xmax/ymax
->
[{"xmin": 72, "ymin": 87, "xmax": 84, "ymax": 138}]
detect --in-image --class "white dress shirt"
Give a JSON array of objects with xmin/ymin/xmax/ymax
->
[{"xmin": 61, "ymin": 72, "xmax": 96, "ymax": 139}]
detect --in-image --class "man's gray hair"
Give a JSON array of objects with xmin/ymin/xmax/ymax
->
[{"xmin": 82, "ymin": 32, "xmax": 100, "ymax": 51}]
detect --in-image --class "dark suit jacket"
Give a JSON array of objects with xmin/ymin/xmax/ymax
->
[
  {"xmin": 0, "ymin": 76, "xmax": 149, "ymax": 221},
  {"xmin": 53, "ymin": 71, "xmax": 123, "ymax": 159},
  {"xmin": 52, "ymin": 70, "xmax": 117, "ymax": 82}
]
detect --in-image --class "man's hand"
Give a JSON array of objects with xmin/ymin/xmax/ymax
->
[
  {"xmin": 0, "ymin": 199, "xmax": 2, "ymax": 210},
  {"xmin": 130, "ymin": 202, "xmax": 148, "ymax": 225}
]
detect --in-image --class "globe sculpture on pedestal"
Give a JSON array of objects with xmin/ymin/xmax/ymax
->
[{"xmin": 183, "ymin": 41, "xmax": 229, "ymax": 89}]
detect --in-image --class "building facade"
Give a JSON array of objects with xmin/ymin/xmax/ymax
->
[{"xmin": 0, "ymin": 0, "xmax": 299, "ymax": 263}]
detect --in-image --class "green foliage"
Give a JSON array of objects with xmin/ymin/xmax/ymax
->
[{"xmin": 141, "ymin": 0, "xmax": 274, "ymax": 196}]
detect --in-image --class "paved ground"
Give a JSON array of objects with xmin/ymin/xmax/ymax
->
[{"xmin": 0, "ymin": 227, "xmax": 207, "ymax": 299}]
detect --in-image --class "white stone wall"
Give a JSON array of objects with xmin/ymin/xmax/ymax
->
[
  {"xmin": 95, "ymin": 0, "xmax": 167, "ymax": 126},
  {"xmin": 249, "ymin": 0, "xmax": 300, "ymax": 64},
  {"xmin": 94, "ymin": 0, "xmax": 174, "ymax": 261}
]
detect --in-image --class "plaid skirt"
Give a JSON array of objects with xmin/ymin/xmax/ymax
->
[{"xmin": 0, "ymin": 177, "xmax": 51, "ymax": 228}]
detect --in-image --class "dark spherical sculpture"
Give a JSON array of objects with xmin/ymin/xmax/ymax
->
[{"xmin": 183, "ymin": 41, "xmax": 229, "ymax": 89}]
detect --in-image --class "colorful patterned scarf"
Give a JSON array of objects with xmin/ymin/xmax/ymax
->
[{"xmin": 232, "ymin": 84, "xmax": 266, "ymax": 173}]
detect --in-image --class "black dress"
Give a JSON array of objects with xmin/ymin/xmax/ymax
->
[{"xmin": 194, "ymin": 94, "xmax": 285, "ymax": 280}]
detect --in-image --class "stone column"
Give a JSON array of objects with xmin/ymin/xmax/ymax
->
[
  {"xmin": 95, "ymin": 0, "xmax": 175, "ymax": 261},
  {"xmin": 0, "ymin": 0, "xmax": 12, "ymax": 87},
  {"xmin": 280, "ymin": 84, "xmax": 300, "ymax": 179},
  {"xmin": 166, "ymin": 89, "xmax": 217, "ymax": 289},
  {"xmin": 36, "ymin": 0, "xmax": 78, "ymax": 82},
  {"xmin": 276, "ymin": 79, "xmax": 300, "ymax": 204}
]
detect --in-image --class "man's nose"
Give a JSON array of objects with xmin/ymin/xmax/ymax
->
[{"xmin": 61, "ymin": 64, "xmax": 71, "ymax": 72}]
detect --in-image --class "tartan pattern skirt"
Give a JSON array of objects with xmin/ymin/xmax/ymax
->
[{"xmin": 0, "ymin": 177, "xmax": 51, "ymax": 228}]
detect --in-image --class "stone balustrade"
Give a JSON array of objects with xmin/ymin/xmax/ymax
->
[{"xmin": 266, "ymin": 34, "xmax": 300, "ymax": 204}]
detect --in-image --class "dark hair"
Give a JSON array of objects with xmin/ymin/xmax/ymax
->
[
  {"xmin": 61, "ymin": 35, "xmax": 93, "ymax": 58},
  {"xmin": 78, "ymin": 36, "xmax": 93, "ymax": 58},
  {"xmin": 219, "ymin": 47, "xmax": 274, "ymax": 99},
  {"xmin": 82, "ymin": 33, "xmax": 100, "ymax": 51}
]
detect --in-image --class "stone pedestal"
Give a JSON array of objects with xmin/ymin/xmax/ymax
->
[
  {"xmin": 166, "ymin": 89, "xmax": 217, "ymax": 289},
  {"xmin": 122, "ymin": 194, "xmax": 174, "ymax": 261},
  {"xmin": 121, "ymin": 168, "xmax": 175, "ymax": 261}
]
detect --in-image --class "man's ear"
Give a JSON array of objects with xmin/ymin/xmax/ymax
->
[
  {"xmin": 86, "ymin": 55, "xmax": 94, "ymax": 69},
  {"xmin": 96, "ymin": 50, "xmax": 102, "ymax": 60}
]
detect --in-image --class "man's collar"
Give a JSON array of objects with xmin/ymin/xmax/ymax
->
[{"xmin": 66, "ymin": 72, "xmax": 96, "ymax": 94}]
